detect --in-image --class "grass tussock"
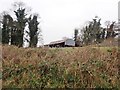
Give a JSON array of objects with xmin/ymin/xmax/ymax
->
[{"xmin": 2, "ymin": 45, "xmax": 120, "ymax": 88}]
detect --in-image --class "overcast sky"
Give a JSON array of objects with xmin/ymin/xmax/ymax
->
[{"xmin": 0, "ymin": 0, "xmax": 119, "ymax": 44}]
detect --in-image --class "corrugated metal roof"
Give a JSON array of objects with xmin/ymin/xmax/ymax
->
[{"xmin": 49, "ymin": 40, "xmax": 65, "ymax": 45}]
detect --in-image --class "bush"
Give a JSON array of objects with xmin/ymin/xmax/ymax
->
[{"xmin": 2, "ymin": 45, "xmax": 120, "ymax": 88}]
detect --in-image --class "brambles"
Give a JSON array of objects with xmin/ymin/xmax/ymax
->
[{"xmin": 2, "ymin": 45, "xmax": 120, "ymax": 88}]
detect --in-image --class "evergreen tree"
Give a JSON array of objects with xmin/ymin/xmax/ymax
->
[
  {"xmin": 101, "ymin": 28, "xmax": 106, "ymax": 39},
  {"xmin": 82, "ymin": 17, "xmax": 102, "ymax": 45},
  {"xmin": 106, "ymin": 22, "xmax": 116, "ymax": 38},
  {"xmin": 28, "ymin": 15, "xmax": 39, "ymax": 47},
  {"xmin": 74, "ymin": 29, "xmax": 79, "ymax": 46},
  {"xmin": 14, "ymin": 8, "xmax": 27, "ymax": 47},
  {"xmin": 1, "ymin": 1, "xmax": 43, "ymax": 47},
  {"xmin": 2, "ymin": 14, "xmax": 13, "ymax": 44}
]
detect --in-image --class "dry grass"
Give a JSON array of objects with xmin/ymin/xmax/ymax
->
[{"xmin": 2, "ymin": 44, "xmax": 120, "ymax": 88}]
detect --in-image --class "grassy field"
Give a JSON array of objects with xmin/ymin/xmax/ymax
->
[{"xmin": 2, "ymin": 45, "xmax": 120, "ymax": 88}]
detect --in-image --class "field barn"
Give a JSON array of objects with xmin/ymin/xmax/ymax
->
[{"xmin": 45, "ymin": 39, "xmax": 75, "ymax": 47}]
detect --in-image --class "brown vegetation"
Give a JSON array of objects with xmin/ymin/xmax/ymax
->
[{"xmin": 2, "ymin": 45, "xmax": 120, "ymax": 88}]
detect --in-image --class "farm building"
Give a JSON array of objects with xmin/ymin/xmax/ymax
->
[{"xmin": 45, "ymin": 39, "xmax": 75, "ymax": 47}]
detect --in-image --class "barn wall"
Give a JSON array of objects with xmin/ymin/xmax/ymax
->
[{"xmin": 65, "ymin": 39, "xmax": 75, "ymax": 46}]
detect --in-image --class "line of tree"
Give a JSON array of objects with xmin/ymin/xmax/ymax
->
[
  {"xmin": 0, "ymin": 1, "xmax": 43, "ymax": 47},
  {"xmin": 74, "ymin": 16, "xmax": 119, "ymax": 46}
]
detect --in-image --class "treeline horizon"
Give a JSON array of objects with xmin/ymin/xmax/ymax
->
[
  {"xmin": 0, "ymin": 1, "xmax": 119, "ymax": 47},
  {"xmin": 74, "ymin": 16, "xmax": 119, "ymax": 46}
]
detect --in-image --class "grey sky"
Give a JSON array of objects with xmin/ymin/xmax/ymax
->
[{"xmin": 0, "ymin": 0, "xmax": 119, "ymax": 44}]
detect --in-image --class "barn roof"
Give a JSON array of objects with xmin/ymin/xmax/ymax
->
[
  {"xmin": 49, "ymin": 40, "xmax": 65, "ymax": 45},
  {"xmin": 43, "ymin": 39, "xmax": 75, "ymax": 46},
  {"xmin": 49, "ymin": 38, "xmax": 75, "ymax": 45}
]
